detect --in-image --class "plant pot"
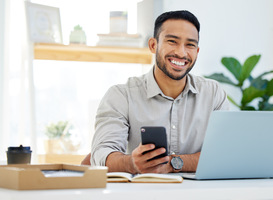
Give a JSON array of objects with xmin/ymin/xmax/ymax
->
[
  {"xmin": 61, "ymin": 137, "xmax": 81, "ymax": 154},
  {"xmin": 44, "ymin": 139, "xmax": 64, "ymax": 154}
]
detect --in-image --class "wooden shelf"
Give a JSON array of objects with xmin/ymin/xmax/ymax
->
[{"xmin": 34, "ymin": 43, "xmax": 153, "ymax": 64}]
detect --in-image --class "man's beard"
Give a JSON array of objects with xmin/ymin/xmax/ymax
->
[{"xmin": 156, "ymin": 50, "xmax": 196, "ymax": 81}]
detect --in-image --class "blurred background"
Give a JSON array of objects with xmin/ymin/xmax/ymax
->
[{"xmin": 0, "ymin": 0, "xmax": 272, "ymax": 163}]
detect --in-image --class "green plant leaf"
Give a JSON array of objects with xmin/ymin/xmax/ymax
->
[
  {"xmin": 240, "ymin": 55, "xmax": 261, "ymax": 83},
  {"xmin": 221, "ymin": 57, "xmax": 242, "ymax": 83},
  {"xmin": 241, "ymin": 106, "xmax": 256, "ymax": 110},
  {"xmin": 207, "ymin": 54, "xmax": 272, "ymax": 111},
  {"xmin": 250, "ymin": 76, "xmax": 268, "ymax": 90},
  {"xmin": 45, "ymin": 120, "xmax": 71, "ymax": 139},
  {"xmin": 259, "ymin": 101, "xmax": 273, "ymax": 111},
  {"xmin": 205, "ymin": 73, "xmax": 237, "ymax": 86},
  {"xmin": 256, "ymin": 70, "xmax": 273, "ymax": 79},
  {"xmin": 266, "ymin": 79, "xmax": 273, "ymax": 96},
  {"xmin": 241, "ymin": 86, "xmax": 266, "ymax": 105},
  {"xmin": 227, "ymin": 95, "xmax": 240, "ymax": 108}
]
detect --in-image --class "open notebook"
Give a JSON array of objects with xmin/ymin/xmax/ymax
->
[{"xmin": 183, "ymin": 111, "xmax": 273, "ymax": 180}]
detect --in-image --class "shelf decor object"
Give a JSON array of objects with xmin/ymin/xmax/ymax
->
[
  {"xmin": 69, "ymin": 25, "xmax": 87, "ymax": 45},
  {"xmin": 25, "ymin": 2, "xmax": 63, "ymax": 44}
]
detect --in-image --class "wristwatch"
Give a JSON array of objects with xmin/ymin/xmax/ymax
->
[{"xmin": 170, "ymin": 156, "xmax": 183, "ymax": 170}]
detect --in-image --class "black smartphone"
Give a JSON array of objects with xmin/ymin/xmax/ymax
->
[{"xmin": 140, "ymin": 126, "xmax": 168, "ymax": 164}]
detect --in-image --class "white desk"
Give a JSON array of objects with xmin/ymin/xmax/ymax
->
[{"xmin": 1, "ymin": 179, "xmax": 273, "ymax": 200}]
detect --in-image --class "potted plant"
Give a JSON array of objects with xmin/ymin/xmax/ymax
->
[
  {"xmin": 44, "ymin": 120, "xmax": 72, "ymax": 154},
  {"xmin": 205, "ymin": 55, "xmax": 273, "ymax": 110}
]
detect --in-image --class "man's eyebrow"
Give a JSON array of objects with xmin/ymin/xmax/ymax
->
[
  {"xmin": 188, "ymin": 38, "xmax": 199, "ymax": 44},
  {"xmin": 165, "ymin": 34, "xmax": 180, "ymax": 39},
  {"xmin": 165, "ymin": 34, "xmax": 199, "ymax": 44}
]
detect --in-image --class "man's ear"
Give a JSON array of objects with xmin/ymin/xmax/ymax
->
[{"xmin": 148, "ymin": 37, "xmax": 157, "ymax": 53}]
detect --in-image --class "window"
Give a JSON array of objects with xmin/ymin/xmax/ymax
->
[
  {"xmin": 31, "ymin": 0, "xmax": 146, "ymax": 154},
  {"xmin": 0, "ymin": 0, "xmax": 151, "ymax": 160},
  {"xmin": 34, "ymin": 60, "xmax": 145, "ymax": 154}
]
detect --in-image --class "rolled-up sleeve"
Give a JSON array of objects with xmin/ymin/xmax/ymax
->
[
  {"xmin": 91, "ymin": 85, "xmax": 129, "ymax": 166},
  {"xmin": 211, "ymin": 80, "xmax": 230, "ymax": 111}
]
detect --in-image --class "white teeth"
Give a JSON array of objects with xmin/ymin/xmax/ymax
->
[{"xmin": 171, "ymin": 60, "xmax": 185, "ymax": 66}]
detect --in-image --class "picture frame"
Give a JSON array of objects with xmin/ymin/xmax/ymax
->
[{"xmin": 25, "ymin": 2, "xmax": 63, "ymax": 44}]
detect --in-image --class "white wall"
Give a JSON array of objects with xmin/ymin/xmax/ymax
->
[
  {"xmin": 137, "ymin": 0, "xmax": 163, "ymax": 46},
  {"xmin": 0, "ymin": 0, "xmax": 5, "ymax": 149},
  {"xmin": 162, "ymin": 0, "xmax": 273, "ymax": 109}
]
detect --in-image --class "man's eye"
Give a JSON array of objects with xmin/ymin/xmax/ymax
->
[
  {"xmin": 168, "ymin": 40, "xmax": 176, "ymax": 44},
  {"xmin": 187, "ymin": 43, "xmax": 196, "ymax": 48}
]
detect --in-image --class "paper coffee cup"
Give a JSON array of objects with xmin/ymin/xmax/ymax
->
[{"xmin": 6, "ymin": 145, "xmax": 32, "ymax": 164}]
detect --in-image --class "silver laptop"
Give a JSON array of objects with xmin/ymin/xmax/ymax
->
[{"xmin": 183, "ymin": 111, "xmax": 273, "ymax": 180}]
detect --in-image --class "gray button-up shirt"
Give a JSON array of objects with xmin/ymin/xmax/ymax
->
[{"xmin": 91, "ymin": 68, "xmax": 229, "ymax": 166}]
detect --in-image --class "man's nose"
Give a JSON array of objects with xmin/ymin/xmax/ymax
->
[{"xmin": 175, "ymin": 44, "xmax": 188, "ymax": 58}]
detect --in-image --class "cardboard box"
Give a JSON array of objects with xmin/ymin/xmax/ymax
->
[{"xmin": 0, "ymin": 164, "xmax": 107, "ymax": 190}]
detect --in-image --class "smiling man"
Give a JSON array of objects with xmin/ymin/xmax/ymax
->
[{"xmin": 90, "ymin": 10, "xmax": 229, "ymax": 174}]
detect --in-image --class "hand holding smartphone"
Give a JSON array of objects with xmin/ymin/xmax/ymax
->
[{"xmin": 140, "ymin": 126, "xmax": 168, "ymax": 164}]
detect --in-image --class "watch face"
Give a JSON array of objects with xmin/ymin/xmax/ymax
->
[{"xmin": 171, "ymin": 157, "xmax": 183, "ymax": 170}]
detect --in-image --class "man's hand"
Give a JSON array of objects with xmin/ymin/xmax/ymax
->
[
  {"xmin": 131, "ymin": 143, "xmax": 171, "ymax": 174},
  {"xmin": 105, "ymin": 147, "xmax": 200, "ymax": 174}
]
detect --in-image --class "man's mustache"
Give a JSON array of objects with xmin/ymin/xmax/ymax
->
[{"xmin": 166, "ymin": 55, "xmax": 192, "ymax": 62}]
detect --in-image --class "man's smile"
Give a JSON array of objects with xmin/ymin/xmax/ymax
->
[
  {"xmin": 170, "ymin": 59, "xmax": 186, "ymax": 66},
  {"xmin": 168, "ymin": 57, "xmax": 190, "ymax": 70}
]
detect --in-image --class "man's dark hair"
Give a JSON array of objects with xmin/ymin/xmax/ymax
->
[{"xmin": 153, "ymin": 10, "xmax": 200, "ymax": 40}]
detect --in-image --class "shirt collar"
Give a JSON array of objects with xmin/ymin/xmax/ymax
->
[
  {"xmin": 145, "ymin": 67, "xmax": 199, "ymax": 99},
  {"xmin": 181, "ymin": 74, "xmax": 198, "ymax": 97},
  {"xmin": 146, "ymin": 67, "xmax": 163, "ymax": 99}
]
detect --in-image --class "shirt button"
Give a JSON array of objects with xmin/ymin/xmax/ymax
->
[{"xmin": 172, "ymin": 125, "xmax": 176, "ymax": 129}]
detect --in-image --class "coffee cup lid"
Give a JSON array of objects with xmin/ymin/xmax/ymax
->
[{"xmin": 7, "ymin": 145, "xmax": 32, "ymax": 153}]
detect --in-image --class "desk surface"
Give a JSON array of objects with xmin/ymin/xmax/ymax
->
[{"xmin": 1, "ymin": 178, "xmax": 273, "ymax": 200}]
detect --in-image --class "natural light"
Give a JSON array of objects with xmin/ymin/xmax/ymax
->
[{"xmin": 4, "ymin": 0, "xmax": 151, "ymax": 158}]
